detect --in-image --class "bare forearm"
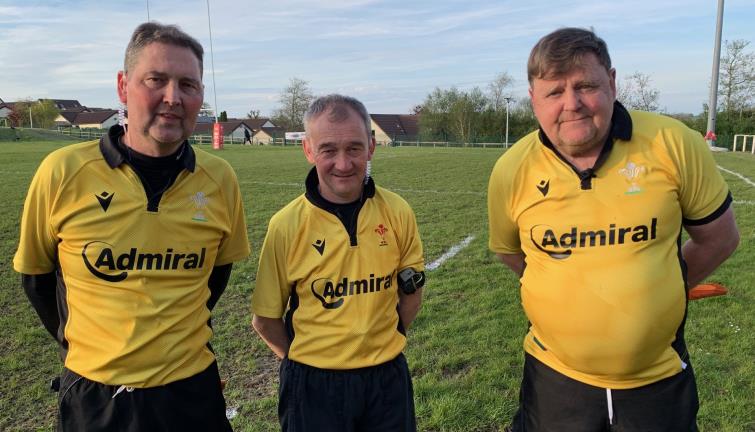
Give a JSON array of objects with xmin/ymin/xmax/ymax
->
[
  {"xmin": 399, "ymin": 288, "xmax": 423, "ymax": 330},
  {"xmin": 496, "ymin": 253, "xmax": 526, "ymax": 277},
  {"xmin": 683, "ymin": 207, "xmax": 739, "ymax": 287},
  {"xmin": 251, "ymin": 315, "xmax": 290, "ymax": 359},
  {"xmin": 682, "ymin": 237, "xmax": 738, "ymax": 287}
]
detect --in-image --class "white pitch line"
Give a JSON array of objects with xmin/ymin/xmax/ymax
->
[
  {"xmin": 734, "ymin": 200, "xmax": 755, "ymax": 206},
  {"xmin": 718, "ymin": 165, "xmax": 755, "ymax": 187},
  {"xmin": 241, "ymin": 181, "xmax": 303, "ymax": 187},
  {"xmin": 426, "ymin": 235, "xmax": 476, "ymax": 271}
]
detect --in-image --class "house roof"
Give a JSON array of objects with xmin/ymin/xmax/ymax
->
[
  {"xmin": 370, "ymin": 114, "xmax": 419, "ymax": 138},
  {"xmin": 241, "ymin": 118, "xmax": 276, "ymax": 130},
  {"xmin": 73, "ymin": 110, "xmax": 118, "ymax": 125},
  {"xmin": 193, "ymin": 120, "xmax": 250, "ymax": 135},
  {"xmin": 44, "ymin": 99, "xmax": 83, "ymax": 110}
]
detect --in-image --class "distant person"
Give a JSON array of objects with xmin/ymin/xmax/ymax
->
[
  {"xmin": 252, "ymin": 94, "xmax": 425, "ymax": 431},
  {"xmin": 13, "ymin": 22, "xmax": 250, "ymax": 431},
  {"xmin": 244, "ymin": 127, "xmax": 252, "ymax": 144},
  {"xmin": 488, "ymin": 27, "xmax": 739, "ymax": 431}
]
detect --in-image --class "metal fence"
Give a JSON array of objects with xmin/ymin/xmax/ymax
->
[{"xmin": 393, "ymin": 140, "xmax": 510, "ymax": 148}]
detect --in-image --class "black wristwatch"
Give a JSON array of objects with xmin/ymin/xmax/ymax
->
[{"xmin": 398, "ymin": 268, "xmax": 425, "ymax": 295}]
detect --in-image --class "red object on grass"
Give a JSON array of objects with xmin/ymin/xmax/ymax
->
[{"xmin": 688, "ymin": 283, "xmax": 728, "ymax": 300}]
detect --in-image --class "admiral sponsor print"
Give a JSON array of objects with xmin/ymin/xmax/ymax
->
[
  {"xmin": 82, "ymin": 241, "xmax": 207, "ymax": 282},
  {"xmin": 530, "ymin": 218, "xmax": 658, "ymax": 259},
  {"xmin": 310, "ymin": 271, "xmax": 395, "ymax": 309}
]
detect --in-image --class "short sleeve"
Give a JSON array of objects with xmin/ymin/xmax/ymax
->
[
  {"xmin": 676, "ymin": 127, "xmax": 730, "ymax": 225},
  {"xmin": 215, "ymin": 167, "xmax": 251, "ymax": 265},
  {"xmin": 487, "ymin": 156, "xmax": 521, "ymax": 254},
  {"xmin": 398, "ymin": 204, "xmax": 424, "ymax": 272},
  {"xmin": 13, "ymin": 156, "xmax": 59, "ymax": 275},
  {"xmin": 251, "ymin": 219, "xmax": 291, "ymax": 318}
]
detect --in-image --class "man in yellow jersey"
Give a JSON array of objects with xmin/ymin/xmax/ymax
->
[
  {"xmin": 252, "ymin": 94, "xmax": 425, "ymax": 431},
  {"xmin": 488, "ymin": 28, "xmax": 739, "ymax": 431},
  {"xmin": 13, "ymin": 22, "xmax": 250, "ymax": 431}
]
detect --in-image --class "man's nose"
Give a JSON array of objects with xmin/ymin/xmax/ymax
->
[
  {"xmin": 334, "ymin": 151, "xmax": 351, "ymax": 170},
  {"xmin": 163, "ymin": 81, "xmax": 182, "ymax": 106},
  {"xmin": 563, "ymin": 88, "xmax": 582, "ymax": 111}
]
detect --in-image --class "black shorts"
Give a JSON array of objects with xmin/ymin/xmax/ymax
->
[
  {"xmin": 279, "ymin": 353, "xmax": 416, "ymax": 432},
  {"xmin": 511, "ymin": 354, "xmax": 699, "ymax": 432},
  {"xmin": 57, "ymin": 361, "xmax": 232, "ymax": 432}
]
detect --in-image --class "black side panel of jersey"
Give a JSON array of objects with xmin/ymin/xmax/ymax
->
[
  {"xmin": 671, "ymin": 229, "xmax": 690, "ymax": 363},
  {"xmin": 284, "ymin": 283, "xmax": 299, "ymax": 343}
]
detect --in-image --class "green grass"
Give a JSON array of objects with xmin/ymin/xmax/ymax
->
[{"xmin": 0, "ymin": 140, "xmax": 753, "ymax": 431}]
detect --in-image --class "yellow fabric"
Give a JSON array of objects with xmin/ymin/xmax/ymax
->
[
  {"xmin": 14, "ymin": 139, "xmax": 250, "ymax": 387},
  {"xmin": 488, "ymin": 110, "xmax": 729, "ymax": 389},
  {"xmin": 252, "ymin": 187, "xmax": 424, "ymax": 369}
]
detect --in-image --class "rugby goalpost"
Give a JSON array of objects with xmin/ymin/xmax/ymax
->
[{"xmin": 732, "ymin": 134, "xmax": 755, "ymax": 153}]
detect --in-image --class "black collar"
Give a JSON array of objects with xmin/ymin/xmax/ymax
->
[
  {"xmin": 99, "ymin": 124, "xmax": 196, "ymax": 172},
  {"xmin": 304, "ymin": 166, "xmax": 376, "ymax": 212}
]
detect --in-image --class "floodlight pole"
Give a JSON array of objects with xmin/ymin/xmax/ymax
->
[
  {"xmin": 706, "ymin": 0, "xmax": 724, "ymax": 147},
  {"xmin": 29, "ymin": 106, "xmax": 33, "ymax": 129},
  {"xmin": 206, "ymin": 0, "xmax": 219, "ymax": 124},
  {"xmin": 504, "ymin": 97, "xmax": 513, "ymax": 147},
  {"xmin": 146, "ymin": 0, "xmax": 150, "ymax": 20}
]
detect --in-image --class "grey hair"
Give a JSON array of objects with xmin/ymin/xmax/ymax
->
[
  {"xmin": 527, "ymin": 27, "xmax": 612, "ymax": 84},
  {"xmin": 124, "ymin": 22, "xmax": 204, "ymax": 76},
  {"xmin": 304, "ymin": 94, "xmax": 372, "ymax": 138}
]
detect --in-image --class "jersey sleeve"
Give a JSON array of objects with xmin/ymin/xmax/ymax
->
[
  {"xmin": 487, "ymin": 156, "xmax": 521, "ymax": 254},
  {"xmin": 13, "ymin": 156, "xmax": 60, "ymax": 275},
  {"xmin": 251, "ymin": 217, "xmax": 291, "ymax": 318},
  {"xmin": 676, "ymin": 126, "xmax": 731, "ymax": 225},
  {"xmin": 215, "ymin": 167, "xmax": 251, "ymax": 265},
  {"xmin": 397, "ymin": 203, "xmax": 424, "ymax": 272}
]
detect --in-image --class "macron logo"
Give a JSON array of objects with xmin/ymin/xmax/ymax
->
[
  {"xmin": 312, "ymin": 238, "xmax": 326, "ymax": 256},
  {"xmin": 96, "ymin": 191, "xmax": 114, "ymax": 212},
  {"xmin": 536, "ymin": 180, "xmax": 550, "ymax": 197}
]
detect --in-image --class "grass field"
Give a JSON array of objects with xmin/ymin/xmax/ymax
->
[{"xmin": 1, "ymin": 133, "xmax": 753, "ymax": 431}]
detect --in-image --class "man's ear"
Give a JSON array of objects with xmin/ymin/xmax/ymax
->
[
  {"xmin": 117, "ymin": 71, "xmax": 128, "ymax": 104},
  {"xmin": 367, "ymin": 136, "xmax": 376, "ymax": 161},
  {"xmin": 302, "ymin": 138, "xmax": 316, "ymax": 164}
]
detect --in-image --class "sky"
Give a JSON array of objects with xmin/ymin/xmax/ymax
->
[{"xmin": 1, "ymin": 0, "xmax": 754, "ymax": 118}]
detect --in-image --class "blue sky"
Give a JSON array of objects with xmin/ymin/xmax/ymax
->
[{"xmin": 1, "ymin": 0, "xmax": 754, "ymax": 117}]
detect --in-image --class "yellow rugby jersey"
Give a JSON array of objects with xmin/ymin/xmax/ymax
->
[
  {"xmin": 252, "ymin": 169, "xmax": 424, "ymax": 369},
  {"xmin": 488, "ymin": 103, "xmax": 731, "ymax": 389},
  {"xmin": 13, "ymin": 127, "xmax": 250, "ymax": 387}
]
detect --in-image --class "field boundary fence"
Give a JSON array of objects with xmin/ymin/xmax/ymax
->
[{"xmin": 392, "ymin": 140, "xmax": 510, "ymax": 148}]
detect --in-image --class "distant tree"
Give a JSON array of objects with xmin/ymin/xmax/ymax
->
[
  {"xmin": 617, "ymin": 72, "xmax": 661, "ymax": 112},
  {"xmin": 11, "ymin": 99, "xmax": 34, "ymax": 127},
  {"xmin": 219, "ymin": 111, "xmax": 228, "ymax": 122},
  {"xmin": 488, "ymin": 71, "xmax": 514, "ymax": 112},
  {"xmin": 410, "ymin": 104, "xmax": 423, "ymax": 115},
  {"xmin": 200, "ymin": 102, "xmax": 215, "ymax": 118},
  {"xmin": 718, "ymin": 39, "xmax": 755, "ymax": 112},
  {"xmin": 272, "ymin": 77, "xmax": 313, "ymax": 131},
  {"xmin": 32, "ymin": 99, "xmax": 60, "ymax": 129},
  {"xmin": 246, "ymin": 109, "xmax": 261, "ymax": 119},
  {"xmin": 7, "ymin": 108, "xmax": 22, "ymax": 128},
  {"xmin": 419, "ymin": 87, "xmax": 487, "ymax": 144}
]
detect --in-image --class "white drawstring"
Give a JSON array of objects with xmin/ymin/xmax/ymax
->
[
  {"xmin": 606, "ymin": 388, "xmax": 614, "ymax": 425},
  {"xmin": 112, "ymin": 385, "xmax": 135, "ymax": 399}
]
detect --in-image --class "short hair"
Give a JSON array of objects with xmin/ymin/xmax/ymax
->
[
  {"xmin": 124, "ymin": 22, "xmax": 204, "ymax": 76},
  {"xmin": 304, "ymin": 94, "xmax": 371, "ymax": 139},
  {"xmin": 527, "ymin": 27, "xmax": 612, "ymax": 84}
]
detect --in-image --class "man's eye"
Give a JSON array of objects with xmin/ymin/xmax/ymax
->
[
  {"xmin": 181, "ymin": 82, "xmax": 200, "ymax": 94},
  {"xmin": 145, "ymin": 77, "xmax": 165, "ymax": 87}
]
